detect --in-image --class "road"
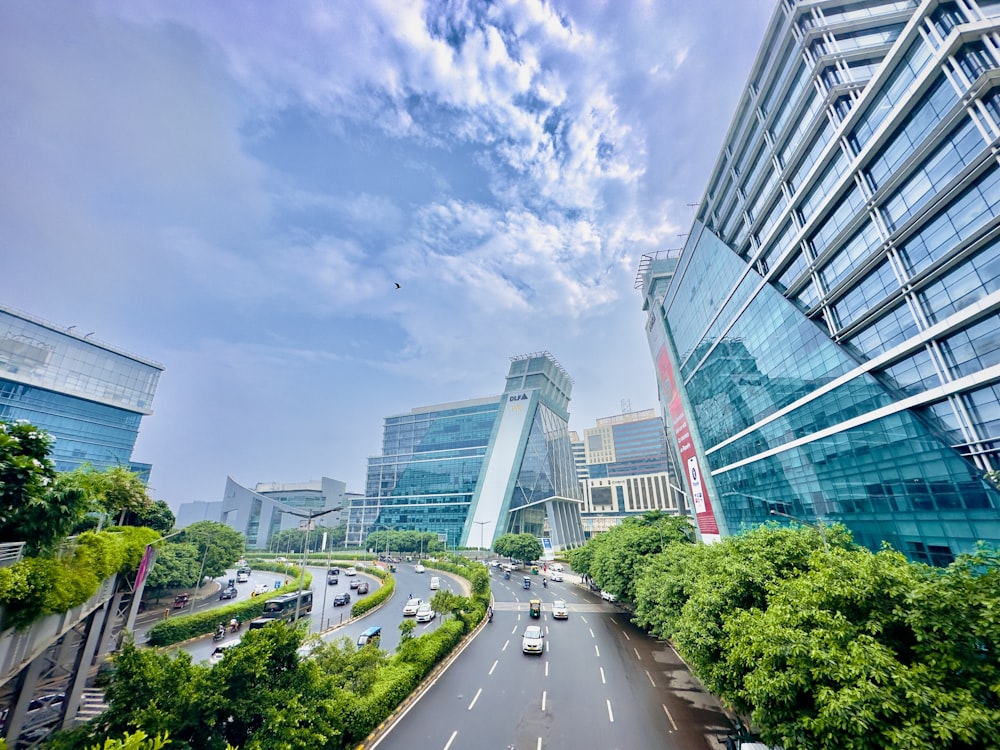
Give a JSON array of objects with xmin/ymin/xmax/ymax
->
[
  {"xmin": 164, "ymin": 561, "xmax": 462, "ymax": 664},
  {"xmin": 370, "ymin": 569, "xmax": 734, "ymax": 750}
]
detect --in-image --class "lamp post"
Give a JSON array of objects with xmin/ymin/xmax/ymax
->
[
  {"xmin": 285, "ymin": 506, "xmax": 341, "ymax": 628},
  {"xmin": 769, "ymin": 508, "xmax": 830, "ymax": 553},
  {"xmin": 474, "ymin": 520, "xmax": 492, "ymax": 560}
]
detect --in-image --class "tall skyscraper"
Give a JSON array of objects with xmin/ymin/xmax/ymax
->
[
  {"xmin": 349, "ymin": 352, "xmax": 585, "ymax": 552},
  {"xmin": 637, "ymin": 0, "xmax": 1000, "ymax": 564},
  {"xmin": 0, "ymin": 305, "xmax": 162, "ymax": 479},
  {"xmin": 576, "ymin": 409, "xmax": 684, "ymax": 536}
]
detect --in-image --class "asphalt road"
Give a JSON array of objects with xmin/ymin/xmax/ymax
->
[
  {"xmin": 369, "ymin": 568, "xmax": 734, "ymax": 750},
  {"xmin": 167, "ymin": 561, "xmax": 463, "ymax": 664}
]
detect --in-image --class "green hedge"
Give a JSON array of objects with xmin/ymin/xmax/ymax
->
[
  {"xmin": 350, "ymin": 566, "xmax": 394, "ymax": 618},
  {"xmin": 0, "ymin": 527, "xmax": 159, "ymax": 630},
  {"xmin": 144, "ymin": 567, "xmax": 308, "ymax": 647}
]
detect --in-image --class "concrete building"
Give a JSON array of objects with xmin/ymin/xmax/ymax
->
[
  {"xmin": 176, "ymin": 476, "xmax": 349, "ymax": 549},
  {"xmin": 637, "ymin": 0, "xmax": 1000, "ymax": 563},
  {"xmin": 348, "ymin": 352, "xmax": 586, "ymax": 554},
  {"xmin": 0, "ymin": 304, "xmax": 161, "ymax": 480},
  {"xmin": 576, "ymin": 409, "xmax": 686, "ymax": 536}
]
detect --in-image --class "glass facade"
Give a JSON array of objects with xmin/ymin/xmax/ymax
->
[
  {"xmin": 350, "ymin": 353, "xmax": 586, "ymax": 552},
  {"xmin": 346, "ymin": 398, "xmax": 501, "ymax": 548},
  {"xmin": 0, "ymin": 306, "xmax": 162, "ymax": 474},
  {"xmin": 637, "ymin": 0, "xmax": 1000, "ymax": 563}
]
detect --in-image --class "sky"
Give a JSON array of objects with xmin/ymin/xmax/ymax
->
[{"xmin": 0, "ymin": 0, "xmax": 774, "ymax": 511}]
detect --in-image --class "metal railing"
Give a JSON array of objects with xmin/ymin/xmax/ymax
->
[{"xmin": 0, "ymin": 542, "xmax": 25, "ymax": 568}]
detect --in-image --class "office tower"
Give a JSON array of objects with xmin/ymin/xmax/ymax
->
[
  {"xmin": 349, "ymin": 352, "xmax": 585, "ymax": 553},
  {"xmin": 637, "ymin": 0, "xmax": 1000, "ymax": 563},
  {"xmin": 577, "ymin": 409, "xmax": 684, "ymax": 536},
  {"xmin": 0, "ymin": 304, "xmax": 161, "ymax": 479}
]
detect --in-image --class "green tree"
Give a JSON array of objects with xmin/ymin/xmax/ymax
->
[
  {"xmin": 144, "ymin": 543, "xmax": 201, "ymax": 595},
  {"xmin": 588, "ymin": 513, "xmax": 694, "ymax": 602},
  {"xmin": 0, "ymin": 420, "xmax": 90, "ymax": 554},
  {"xmin": 178, "ymin": 521, "xmax": 244, "ymax": 579},
  {"xmin": 725, "ymin": 544, "xmax": 1000, "ymax": 749},
  {"xmin": 131, "ymin": 500, "xmax": 175, "ymax": 536},
  {"xmin": 493, "ymin": 533, "xmax": 543, "ymax": 563},
  {"xmin": 56, "ymin": 464, "xmax": 153, "ymax": 527}
]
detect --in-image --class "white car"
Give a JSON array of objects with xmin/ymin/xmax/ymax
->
[
  {"xmin": 521, "ymin": 625, "xmax": 544, "ymax": 654},
  {"xmin": 551, "ymin": 600, "xmax": 569, "ymax": 619},
  {"xmin": 549, "ymin": 572, "xmax": 563, "ymax": 582},
  {"xmin": 346, "ymin": 567, "xmax": 358, "ymax": 576},
  {"xmin": 429, "ymin": 576, "xmax": 440, "ymax": 590},
  {"xmin": 402, "ymin": 597, "xmax": 423, "ymax": 616},
  {"xmin": 414, "ymin": 564, "xmax": 425, "ymax": 573},
  {"xmin": 601, "ymin": 590, "xmax": 617, "ymax": 603},
  {"xmin": 252, "ymin": 583, "xmax": 271, "ymax": 596},
  {"xmin": 415, "ymin": 603, "xmax": 436, "ymax": 623},
  {"xmin": 209, "ymin": 642, "xmax": 239, "ymax": 665},
  {"xmin": 551, "ymin": 563, "xmax": 564, "ymax": 572}
]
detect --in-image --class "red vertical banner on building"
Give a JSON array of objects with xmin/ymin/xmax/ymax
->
[{"xmin": 657, "ymin": 345, "xmax": 720, "ymax": 541}]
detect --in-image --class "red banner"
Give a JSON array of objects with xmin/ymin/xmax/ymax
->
[{"xmin": 657, "ymin": 345, "xmax": 719, "ymax": 538}]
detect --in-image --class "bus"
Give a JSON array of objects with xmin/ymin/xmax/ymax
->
[{"xmin": 248, "ymin": 591, "xmax": 313, "ymax": 629}]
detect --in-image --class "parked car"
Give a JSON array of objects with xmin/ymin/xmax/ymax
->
[
  {"xmin": 0, "ymin": 692, "xmax": 65, "ymax": 739},
  {"xmin": 356, "ymin": 581, "xmax": 370, "ymax": 594},
  {"xmin": 601, "ymin": 590, "xmax": 617, "ymax": 602},
  {"xmin": 552, "ymin": 600, "xmax": 569, "ymax": 619},
  {"xmin": 429, "ymin": 576, "xmax": 440, "ymax": 590},
  {"xmin": 402, "ymin": 598, "xmax": 423, "ymax": 616},
  {"xmin": 549, "ymin": 572, "xmax": 563, "ymax": 582},
  {"xmin": 521, "ymin": 625, "xmax": 544, "ymax": 654},
  {"xmin": 414, "ymin": 563, "xmax": 425, "ymax": 573},
  {"xmin": 219, "ymin": 586, "xmax": 238, "ymax": 600},
  {"xmin": 415, "ymin": 603, "xmax": 436, "ymax": 623},
  {"xmin": 333, "ymin": 592, "xmax": 351, "ymax": 606}
]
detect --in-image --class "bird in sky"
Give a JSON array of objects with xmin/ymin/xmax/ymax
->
[{"xmin": 394, "ymin": 282, "xmax": 401, "ymax": 289}]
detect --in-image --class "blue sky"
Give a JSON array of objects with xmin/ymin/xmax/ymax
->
[{"xmin": 1, "ymin": 0, "xmax": 773, "ymax": 510}]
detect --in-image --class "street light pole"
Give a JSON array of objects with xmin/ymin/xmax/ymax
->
[
  {"xmin": 474, "ymin": 520, "xmax": 491, "ymax": 560},
  {"xmin": 286, "ymin": 506, "xmax": 341, "ymax": 628}
]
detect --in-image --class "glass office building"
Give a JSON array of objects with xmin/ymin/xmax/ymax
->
[
  {"xmin": 0, "ymin": 305, "xmax": 162, "ymax": 479},
  {"xmin": 349, "ymin": 353, "xmax": 586, "ymax": 552},
  {"xmin": 637, "ymin": 0, "xmax": 1000, "ymax": 563}
]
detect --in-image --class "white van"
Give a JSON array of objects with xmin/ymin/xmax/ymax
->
[{"xmin": 429, "ymin": 576, "xmax": 440, "ymax": 590}]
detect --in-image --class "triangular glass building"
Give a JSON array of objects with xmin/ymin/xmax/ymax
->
[{"xmin": 347, "ymin": 352, "xmax": 585, "ymax": 553}]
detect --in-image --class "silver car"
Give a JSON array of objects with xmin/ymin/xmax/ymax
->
[
  {"xmin": 521, "ymin": 625, "xmax": 544, "ymax": 654},
  {"xmin": 415, "ymin": 603, "xmax": 436, "ymax": 622},
  {"xmin": 402, "ymin": 597, "xmax": 423, "ymax": 616}
]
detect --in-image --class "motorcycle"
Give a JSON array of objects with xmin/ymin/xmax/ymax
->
[
  {"xmin": 503, "ymin": 571, "xmax": 510, "ymax": 580},
  {"xmin": 487, "ymin": 609, "xmax": 494, "ymax": 623},
  {"xmin": 213, "ymin": 625, "xmax": 226, "ymax": 642}
]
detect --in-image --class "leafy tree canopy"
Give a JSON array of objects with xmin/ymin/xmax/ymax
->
[
  {"xmin": 0, "ymin": 420, "xmax": 88, "ymax": 554},
  {"xmin": 177, "ymin": 521, "xmax": 244, "ymax": 579},
  {"xmin": 492, "ymin": 533, "xmax": 543, "ymax": 563},
  {"xmin": 364, "ymin": 529, "xmax": 443, "ymax": 554}
]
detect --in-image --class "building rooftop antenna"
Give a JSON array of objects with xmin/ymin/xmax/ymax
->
[{"xmin": 621, "ymin": 398, "xmax": 632, "ymax": 415}]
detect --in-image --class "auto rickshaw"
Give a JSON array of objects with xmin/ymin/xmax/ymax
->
[
  {"xmin": 529, "ymin": 599, "xmax": 541, "ymax": 618},
  {"xmin": 522, "ymin": 576, "xmax": 531, "ymax": 590},
  {"xmin": 530, "ymin": 565, "xmax": 539, "ymax": 575},
  {"xmin": 172, "ymin": 593, "xmax": 190, "ymax": 609},
  {"xmin": 389, "ymin": 564, "xmax": 396, "ymax": 573}
]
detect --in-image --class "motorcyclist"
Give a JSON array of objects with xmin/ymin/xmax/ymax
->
[
  {"xmin": 230, "ymin": 617, "xmax": 239, "ymax": 632},
  {"xmin": 215, "ymin": 623, "xmax": 225, "ymax": 639},
  {"xmin": 487, "ymin": 606, "xmax": 494, "ymax": 622},
  {"xmin": 542, "ymin": 578, "xmax": 547, "ymax": 588}
]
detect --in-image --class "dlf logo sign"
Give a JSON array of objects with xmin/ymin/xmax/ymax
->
[{"xmin": 508, "ymin": 394, "xmax": 528, "ymax": 402}]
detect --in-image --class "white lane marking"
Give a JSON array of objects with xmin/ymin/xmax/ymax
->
[
  {"xmin": 502, "ymin": 640, "xmax": 510, "ymax": 651},
  {"xmin": 468, "ymin": 688, "xmax": 482, "ymax": 710},
  {"xmin": 634, "ymin": 647, "xmax": 641, "ymax": 661},
  {"xmin": 622, "ymin": 631, "xmax": 630, "ymax": 641},
  {"xmin": 589, "ymin": 628, "xmax": 595, "ymax": 638},
  {"xmin": 544, "ymin": 661, "xmax": 549, "ymax": 677},
  {"xmin": 595, "ymin": 644, "xmax": 600, "ymax": 657},
  {"xmin": 599, "ymin": 667, "xmax": 606, "ymax": 684},
  {"xmin": 443, "ymin": 730, "xmax": 458, "ymax": 749},
  {"xmin": 542, "ymin": 690, "xmax": 547, "ymax": 711},
  {"xmin": 645, "ymin": 669, "xmax": 655, "ymax": 687},
  {"xmin": 537, "ymin": 738, "xmax": 543, "ymax": 750},
  {"xmin": 489, "ymin": 660, "xmax": 498, "ymax": 675},
  {"xmin": 581, "ymin": 615, "xmax": 588, "ymax": 624},
  {"xmin": 607, "ymin": 699, "xmax": 614, "ymax": 723},
  {"xmin": 663, "ymin": 704, "xmax": 678, "ymax": 731}
]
